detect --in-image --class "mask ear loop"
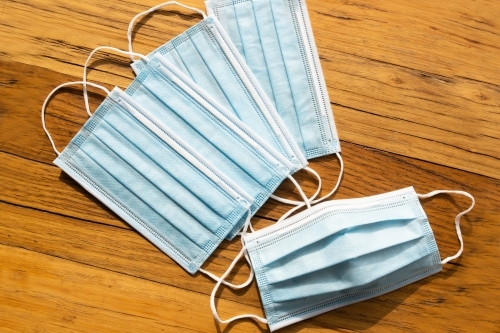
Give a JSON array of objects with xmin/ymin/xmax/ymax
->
[
  {"xmin": 270, "ymin": 153, "xmax": 343, "ymax": 210},
  {"xmin": 199, "ymin": 209, "xmax": 255, "ymax": 289},
  {"xmin": 202, "ymin": 210, "xmax": 267, "ymax": 325},
  {"xmin": 41, "ymin": 81, "xmax": 111, "ymax": 156},
  {"xmin": 417, "ymin": 190, "xmax": 475, "ymax": 264},
  {"xmin": 83, "ymin": 46, "xmax": 149, "ymax": 117},
  {"xmin": 270, "ymin": 166, "xmax": 321, "ymax": 209},
  {"xmin": 127, "ymin": 1, "xmax": 207, "ymax": 62},
  {"xmin": 276, "ymin": 152, "xmax": 344, "ymax": 223}
]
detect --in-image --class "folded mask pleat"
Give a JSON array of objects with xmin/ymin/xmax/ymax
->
[
  {"xmin": 209, "ymin": 0, "xmax": 341, "ymax": 159},
  {"xmin": 267, "ymin": 235, "xmax": 431, "ymax": 303},
  {"xmin": 68, "ymin": 132, "xmax": 212, "ymax": 263},
  {"xmin": 156, "ymin": 24, "xmax": 289, "ymax": 162},
  {"xmin": 105, "ymin": 104, "xmax": 241, "ymax": 222},
  {"xmin": 66, "ymin": 146, "xmax": 207, "ymax": 262},
  {"xmin": 270, "ymin": 252, "xmax": 439, "ymax": 321},
  {"xmin": 97, "ymin": 119, "xmax": 232, "ymax": 234},
  {"xmin": 255, "ymin": 201, "xmax": 421, "ymax": 268},
  {"xmin": 159, "ymin": 48, "xmax": 193, "ymax": 84},
  {"xmin": 250, "ymin": 0, "xmax": 305, "ymax": 151},
  {"xmin": 169, "ymin": 35, "xmax": 234, "ymax": 110},
  {"xmin": 269, "ymin": 0, "xmax": 324, "ymax": 155},
  {"xmin": 130, "ymin": 68, "xmax": 279, "ymax": 190},
  {"xmin": 232, "ymin": 1, "xmax": 272, "ymax": 97},
  {"xmin": 125, "ymin": 84, "xmax": 266, "ymax": 203},
  {"xmin": 82, "ymin": 122, "xmax": 222, "ymax": 250},
  {"xmin": 262, "ymin": 217, "xmax": 424, "ymax": 284}
]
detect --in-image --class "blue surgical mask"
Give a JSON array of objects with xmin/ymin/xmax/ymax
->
[
  {"xmin": 125, "ymin": 1, "xmax": 343, "ymax": 212},
  {"xmin": 42, "ymin": 81, "xmax": 252, "ymax": 275},
  {"xmin": 206, "ymin": 0, "xmax": 341, "ymax": 160},
  {"xmin": 208, "ymin": 187, "xmax": 475, "ymax": 331},
  {"xmin": 81, "ymin": 46, "xmax": 312, "ymax": 240},
  {"xmin": 128, "ymin": 3, "xmax": 307, "ymax": 173}
]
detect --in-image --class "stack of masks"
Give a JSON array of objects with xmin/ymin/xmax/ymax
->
[{"xmin": 41, "ymin": 1, "xmax": 475, "ymax": 331}]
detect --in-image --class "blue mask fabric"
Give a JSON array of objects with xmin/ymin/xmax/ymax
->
[
  {"xmin": 126, "ymin": 3, "xmax": 340, "ymax": 207},
  {"xmin": 206, "ymin": 0, "xmax": 341, "ymax": 160},
  {"xmin": 128, "ymin": 6, "xmax": 307, "ymax": 173},
  {"xmin": 42, "ymin": 81, "xmax": 253, "ymax": 275},
  {"xmin": 81, "ymin": 46, "xmax": 311, "ymax": 241},
  {"xmin": 208, "ymin": 187, "xmax": 475, "ymax": 331}
]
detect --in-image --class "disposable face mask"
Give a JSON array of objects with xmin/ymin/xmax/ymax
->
[
  {"xmin": 125, "ymin": 1, "xmax": 343, "ymax": 211},
  {"xmin": 206, "ymin": 0, "xmax": 340, "ymax": 161},
  {"xmin": 42, "ymin": 81, "xmax": 253, "ymax": 274},
  {"xmin": 128, "ymin": 2, "xmax": 307, "ymax": 173},
  {"xmin": 82, "ymin": 46, "xmax": 312, "ymax": 241},
  {"xmin": 208, "ymin": 187, "xmax": 475, "ymax": 331}
]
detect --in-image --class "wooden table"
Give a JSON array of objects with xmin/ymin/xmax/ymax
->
[{"xmin": 1, "ymin": 1, "xmax": 499, "ymax": 332}]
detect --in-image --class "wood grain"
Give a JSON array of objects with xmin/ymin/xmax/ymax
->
[{"xmin": 0, "ymin": 0, "xmax": 499, "ymax": 332}]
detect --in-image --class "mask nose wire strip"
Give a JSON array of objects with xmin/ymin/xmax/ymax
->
[
  {"xmin": 41, "ymin": 81, "xmax": 110, "ymax": 156},
  {"xmin": 417, "ymin": 190, "xmax": 475, "ymax": 265},
  {"xmin": 127, "ymin": 1, "xmax": 207, "ymax": 62},
  {"xmin": 199, "ymin": 209, "xmax": 254, "ymax": 289},
  {"xmin": 276, "ymin": 153, "xmax": 344, "ymax": 223},
  {"xmin": 83, "ymin": 46, "xmax": 149, "ymax": 117},
  {"xmin": 270, "ymin": 166, "xmax": 321, "ymax": 207},
  {"xmin": 270, "ymin": 153, "xmax": 344, "ymax": 209}
]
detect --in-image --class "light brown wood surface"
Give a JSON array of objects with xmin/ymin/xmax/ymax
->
[{"xmin": 0, "ymin": 0, "xmax": 499, "ymax": 332}]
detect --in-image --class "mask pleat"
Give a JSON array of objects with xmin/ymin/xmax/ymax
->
[
  {"xmin": 127, "ymin": 79, "xmax": 268, "ymax": 204},
  {"xmin": 97, "ymin": 119, "xmax": 233, "ymax": 234},
  {"xmin": 85, "ymin": 125, "xmax": 222, "ymax": 249},
  {"xmin": 159, "ymin": 48, "xmax": 192, "ymax": 80},
  {"xmin": 263, "ymin": 217, "xmax": 424, "ymax": 285},
  {"xmin": 269, "ymin": 0, "xmax": 324, "ymax": 156},
  {"xmin": 137, "ymin": 69, "xmax": 280, "ymax": 188},
  {"xmin": 163, "ymin": 26, "xmax": 286, "ymax": 160},
  {"xmin": 67, "ymin": 136, "xmax": 208, "ymax": 261},
  {"xmin": 212, "ymin": 5, "xmax": 245, "ymax": 57},
  {"xmin": 250, "ymin": 0, "xmax": 306, "ymax": 152},
  {"xmin": 232, "ymin": 1, "xmax": 274, "ymax": 104},
  {"xmin": 107, "ymin": 103, "xmax": 243, "ymax": 217},
  {"xmin": 256, "ymin": 202, "xmax": 421, "ymax": 268},
  {"xmin": 271, "ymin": 254, "xmax": 439, "ymax": 321},
  {"xmin": 268, "ymin": 236, "xmax": 431, "ymax": 303},
  {"xmin": 171, "ymin": 34, "xmax": 233, "ymax": 109}
]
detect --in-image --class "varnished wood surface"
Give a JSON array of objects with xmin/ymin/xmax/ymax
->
[{"xmin": 0, "ymin": 1, "xmax": 499, "ymax": 332}]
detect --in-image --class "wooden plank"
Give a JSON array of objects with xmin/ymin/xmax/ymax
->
[
  {"xmin": 310, "ymin": 0, "xmax": 500, "ymax": 179},
  {"xmin": 0, "ymin": 201, "xmax": 263, "ymax": 308},
  {"xmin": 0, "ymin": 244, "xmax": 280, "ymax": 333},
  {"xmin": 0, "ymin": 151, "xmax": 129, "ymax": 229}
]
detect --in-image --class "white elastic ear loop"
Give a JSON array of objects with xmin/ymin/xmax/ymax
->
[
  {"xmin": 417, "ymin": 190, "xmax": 475, "ymax": 265},
  {"xmin": 41, "ymin": 81, "xmax": 110, "ymax": 156},
  {"xmin": 83, "ymin": 46, "xmax": 149, "ymax": 117},
  {"xmin": 127, "ymin": 1, "xmax": 207, "ymax": 61},
  {"xmin": 276, "ymin": 153, "xmax": 344, "ymax": 223},
  {"xmin": 271, "ymin": 153, "xmax": 344, "ymax": 209},
  {"xmin": 199, "ymin": 209, "xmax": 254, "ymax": 289},
  {"xmin": 209, "ymin": 246, "xmax": 267, "ymax": 325},
  {"xmin": 270, "ymin": 166, "xmax": 321, "ymax": 208}
]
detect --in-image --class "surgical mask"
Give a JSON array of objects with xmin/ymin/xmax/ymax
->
[
  {"xmin": 82, "ymin": 46, "xmax": 312, "ymax": 240},
  {"xmin": 125, "ymin": 1, "xmax": 343, "ymax": 212},
  {"xmin": 42, "ymin": 81, "xmax": 252, "ymax": 274},
  {"xmin": 208, "ymin": 187, "xmax": 475, "ymax": 331},
  {"xmin": 128, "ymin": 2, "xmax": 307, "ymax": 173},
  {"xmin": 206, "ymin": 0, "xmax": 340, "ymax": 161}
]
